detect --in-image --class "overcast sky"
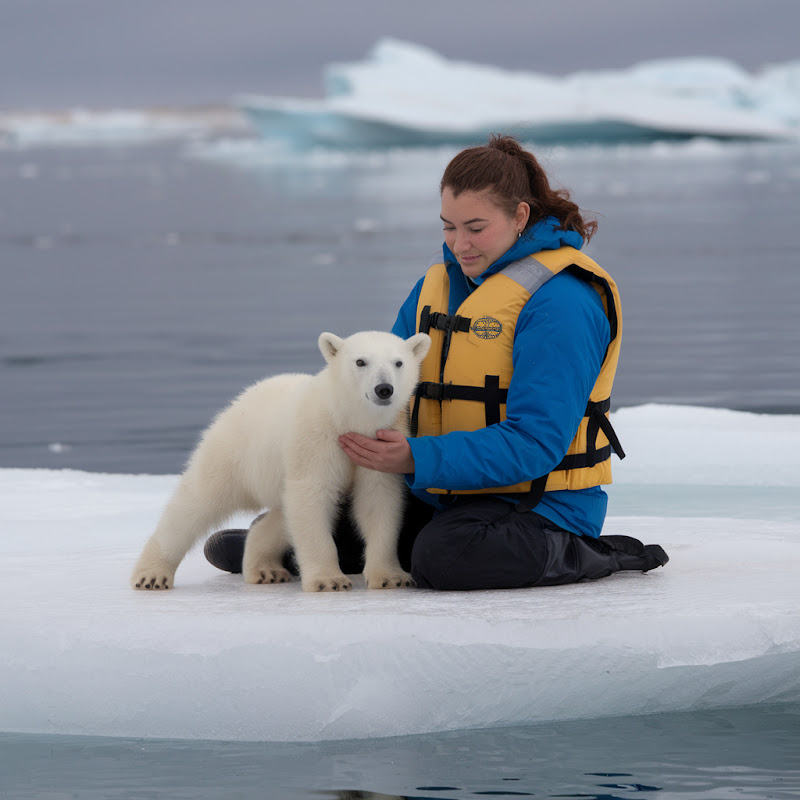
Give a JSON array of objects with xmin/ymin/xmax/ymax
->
[{"xmin": 2, "ymin": 0, "xmax": 798, "ymax": 110}]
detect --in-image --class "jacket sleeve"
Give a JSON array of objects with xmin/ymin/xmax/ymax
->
[
  {"xmin": 406, "ymin": 273, "xmax": 611, "ymax": 490},
  {"xmin": 391, "ymin": 276, "xmax": 425, "ymax": 339}
]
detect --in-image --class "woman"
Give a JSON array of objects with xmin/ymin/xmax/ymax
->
[{"xmin": 206, "ymin": 134, "xmax": 668, "ymax": 590}]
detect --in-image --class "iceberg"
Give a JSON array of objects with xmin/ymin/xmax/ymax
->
[
  {"xmin": 237, "ymin": 39, "xmax": 800, "ymax": 148},
  {"xmin": 1, "ymin": 404, "xmax": 798, "ymax": 743}
]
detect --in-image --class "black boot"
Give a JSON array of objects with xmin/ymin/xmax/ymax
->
[
  {"xmin": 538, "ymin": 532, "xmax": 669, "ymax": 586},
  {"xmin": 597, "ymin": 534, "xmax": 670, "ymax": 572},
  {"xmin": 203, "ymin": 529, "xmax": 247, "ymax": 573}
]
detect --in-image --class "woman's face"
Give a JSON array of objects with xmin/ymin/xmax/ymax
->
[{"xmin": 440, "ymin": 187, "xmax": 529, "ymax": 279}]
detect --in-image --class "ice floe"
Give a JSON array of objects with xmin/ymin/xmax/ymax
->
[{"xmin": 0, "ymin": 404, "xmax": 798, "ymax": 742}]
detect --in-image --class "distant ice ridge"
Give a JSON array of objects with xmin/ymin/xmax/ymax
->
[
  {"xmin": 0, "ymin": 107, "xmax": 247, "ymax": 147},
  {"xmin": 1, "ymin": 404, "xmax": 799, "ymax": 742},
  {"xmin": 237, "ymin": 38, "xmax": 800, "ymax": 148}
]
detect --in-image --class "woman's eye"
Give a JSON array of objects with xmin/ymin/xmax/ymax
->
[
  {"xmin": 395, "ymin": 360, "xmax": 403, "ymax": 368},
  {"xmin": 356, "ymin": 359, "xmax": 366, "ymax": 367},
  {"xmin": 443, "ymin": 226, "xmax": 455, "ymax": 232},
  {"xmin": 469, "ymin": 228, "xmax": 484, "ymax": 234}
]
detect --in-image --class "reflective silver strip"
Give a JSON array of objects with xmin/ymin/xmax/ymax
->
[{"xmin": 500, "ymin": 257, "xmax": 556, "ymax": 295}]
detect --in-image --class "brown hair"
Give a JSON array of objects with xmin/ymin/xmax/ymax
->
[{"xmin": 440, "ymin": 134, "xmax": 597, "ymax": 241}]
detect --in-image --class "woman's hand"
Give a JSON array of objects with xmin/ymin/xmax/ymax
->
[{"xmin": 338, "ymin": 429, "xmax": 415, "ymax": 474}]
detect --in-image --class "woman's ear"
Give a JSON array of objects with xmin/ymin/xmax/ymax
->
[{"xmin": 515, "ymin": 201, "xmax": 530, "ymax": 232}]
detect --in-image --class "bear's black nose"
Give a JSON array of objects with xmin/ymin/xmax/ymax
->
[{"xmin": 375, "ymin": 383, "xmax": 394, "ymax": 400}]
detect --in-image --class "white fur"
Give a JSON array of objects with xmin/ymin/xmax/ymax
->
[{"xmin": 130, "ymin": 331, "xmax": 431, "ymax": 592}]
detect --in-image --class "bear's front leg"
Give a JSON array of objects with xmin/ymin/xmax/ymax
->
[
  {"xmin": 352, "ymin": 468, "xmax": 414, "ymax": 590},
  {"xmin": 284, "ymin": 479, "xmax": 352, "ymax": 592},
  {"xmin": 131, "ymin": 537, "xmax": 177, "ymax": 590}
]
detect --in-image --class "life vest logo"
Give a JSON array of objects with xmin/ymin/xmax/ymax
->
[{"xmin": 472, "ymin": 316, "xmax": 503, "ymax": 339}]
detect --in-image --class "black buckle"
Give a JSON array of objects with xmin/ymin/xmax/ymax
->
[
  {"xmin": 416, "ymin": 381, "xmax": 452, "ymax": 401},
  {"xmin": 429, "ymin": 312, "xmax": 471, "ymax": 333}
]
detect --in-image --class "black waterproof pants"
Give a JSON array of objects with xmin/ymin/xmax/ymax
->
[
  {"xmin": 205, "ymin": 493, "xmax": 667, "ymax": 591},
  {"xmin": 407, "ymin": 496, "xmax": 667, "ymax": 590}
]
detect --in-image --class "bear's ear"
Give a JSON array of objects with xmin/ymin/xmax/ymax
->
[
  {"xmin": 318, "ymin": 332, "xmax": 344, "ymax": 363},
  {"xmin": 406, "ymin": 332, "xmax": 432, "ymax": 362}
]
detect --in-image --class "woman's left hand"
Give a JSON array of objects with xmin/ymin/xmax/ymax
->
[{"xmin": 338, "ymin": 429, "xmax": 415, "ymax": 474}]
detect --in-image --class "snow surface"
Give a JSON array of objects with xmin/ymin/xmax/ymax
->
[
  {"xmin": 237, "ymin": 39, "xmax": 800, "ymax": 147},
  {"xmin": 1, "ymin": 404, "xmax": 798, "ymax": 742}
]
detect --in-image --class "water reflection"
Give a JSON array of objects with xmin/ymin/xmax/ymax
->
[{"xmin": 1, "ymin": 703, "xmax": 798, "ymax": 799}]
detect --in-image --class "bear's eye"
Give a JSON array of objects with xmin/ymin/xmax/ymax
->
[
  {"xmin": 356, "ymin": 359, "xmax": 366, "ymax": 367},
  {"xmin": 395, "ymin": 360, "xmax": 403, "ymax": 368}
]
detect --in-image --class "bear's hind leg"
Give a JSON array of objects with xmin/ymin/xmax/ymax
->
[
  {"xmin": 131, "ymin": 463, "xmax": 248, "ymax": 590},
  {"xmin": 242, "ymin": 508, "xmax": 293, "ymax": 585}
]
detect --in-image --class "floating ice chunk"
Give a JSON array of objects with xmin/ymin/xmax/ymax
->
[
  {"xmin": 611, "ymin": 404, "xmax": 800, "ymax": 487},
  {"xmin": 47, "ymin": 442, "xmax": 72, "ymax": 454}
]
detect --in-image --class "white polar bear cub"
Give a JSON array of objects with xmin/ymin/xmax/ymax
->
[{"xmin": 131, "ymin": 330, "xmax": 431, "ymax": 592}]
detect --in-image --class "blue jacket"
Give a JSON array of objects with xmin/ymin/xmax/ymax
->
[{"xmin": 392, "ymin": 219, "xmax": 612, "ymax": 538}]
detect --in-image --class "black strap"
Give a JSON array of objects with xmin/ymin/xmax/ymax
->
[
  {"xmin": 414, "ymin": 380, "xmax": 508, "ymax": 404},
  {"xmin": 483, "ymin": 375, "xmax": 503, "ymax": 427},
  {"xmin": 413, "ymin": 376, "xmax": 506, "ymax": 429},
  {"xmin": 514, "ymin": 475, "xmax": 548, "ymax": 513},
  {"xmin": 418, "ymin": 305, "xmax": 473, "ymax": 385},
  {"xmin": 594, "ymin": 403, "xmax": 626, "ymax": 460},
  {"xmin": 556, "ymin": 444, "xmax": 612, "ymax": 471},
  {"xmin": 551, "ymin": 400, "xmax": 625, "ymax": 471},
  {"xmin": 410, "ymin": 391, "xmax": 422, "ymax": 438}
]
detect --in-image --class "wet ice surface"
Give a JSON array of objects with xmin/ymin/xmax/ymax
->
[{"xmin": 1, "ymin": 405, "xmax": 798, "ymax": 744}]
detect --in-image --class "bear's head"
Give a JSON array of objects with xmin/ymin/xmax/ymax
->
[{"xmin": 318, "ymin": 331, "xmax": 431, "ymax": 423}]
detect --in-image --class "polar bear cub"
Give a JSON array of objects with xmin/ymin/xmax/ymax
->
[{"xmin": 131, "ymin": 330, "xmax": 431, "ymax": 592}]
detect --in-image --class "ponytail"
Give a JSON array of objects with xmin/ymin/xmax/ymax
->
[{"xmin": 440, "ymin": 134, "xmax": 597, "ymax": 241}]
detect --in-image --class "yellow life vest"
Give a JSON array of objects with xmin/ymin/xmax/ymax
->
[{"xmin": 411, "ymin": 246, "xmax": 624, "ymax": 500}]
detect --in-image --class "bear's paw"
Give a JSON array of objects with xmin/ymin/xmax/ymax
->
[
  {"xmin": 363, "ymin": 567, "xmax": 415, "ymax": 590},
  {"xmin": 131, "ymin": 544, "xmax": 176, "ymax": 590},
  {"xmin": 244, "ymin": 565, "xmax": 293, "ymax": 585},
  {"xmin": 301, "ymin": 573, "xmax": 353, "ymax": 592}
]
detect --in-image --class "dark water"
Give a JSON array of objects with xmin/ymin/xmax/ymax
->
[
  {"xmin": 1, "ymin": 704, "xmax": 798, "ymax": 799},
  {"xmin": 1, "ymin": 138, "xmax": 799, "ymax": 474}
]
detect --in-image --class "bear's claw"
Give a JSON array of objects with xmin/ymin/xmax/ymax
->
[
  {"xmin": 303, "ymin": 575, "xmax": 352, "ymax": 592},
  {"xmin": 133, "ymin": 575, "xmax": 171, "ymax": 590},
  {"xmin": 256, "ymin": 569, "xmax": 291, "ymax": 584}
]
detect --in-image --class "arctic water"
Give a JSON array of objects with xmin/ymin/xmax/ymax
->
[
  {"xmin": 1, "ymin": 131, "xmax": 799, "ymax": 798},
  {"xmin": 2, "ymin": 703, "xmax": 799, "ymax": 799},
  {"xmin": 2, "ymin": 136, "xmax": 799, "ymax": 474}
]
